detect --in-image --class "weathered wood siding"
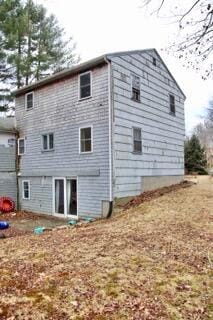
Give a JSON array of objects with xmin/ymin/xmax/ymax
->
[
  {"xmin": 0, "ymin": 146, "xmax": 17, "ymax": 203},
  {"xmin": 110, "ymin": 50, "xmax": 185, "ymax": 198},
  {"xmin": 15, "ymin": 64, "xmax": 110, "ymax": 218}
]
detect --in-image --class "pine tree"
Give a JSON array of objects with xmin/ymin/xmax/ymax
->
[
  {"xmin": 0, "ymin": 0, "xmax": 79, "ymax": 112},
  {"xmin": 184, "ymin": 134, "xmax": 207, "ymax": 174}
]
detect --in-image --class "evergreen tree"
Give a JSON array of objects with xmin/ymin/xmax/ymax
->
[
  {"xmin": 184, "ymin": 134, "xmax": 207, "ymax": 174},
  {"xmin": 0, "ymin": 0, "xmax": 78, "ymax": 112}
]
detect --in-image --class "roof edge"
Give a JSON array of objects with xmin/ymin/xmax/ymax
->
[
  {"xmin": 13, "ymin": 48, "xmax": 186, "ymax": 99},
  {"xmin": 13, "ymin": 54, "xmax": 107, "ymax": 96},
  {"xmin": 151, "ymin": 49, "xmax": 186, "ymax": 99}
]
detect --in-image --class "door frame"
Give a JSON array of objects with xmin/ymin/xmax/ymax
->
[{"xmin": 52, "ymin": 177, "xmax": 78, "ymax": 219}]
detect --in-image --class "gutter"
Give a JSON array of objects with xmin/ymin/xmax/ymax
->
[{"xmin": 104, "ymin": 57, "xmax": 114, "ymax": 217}]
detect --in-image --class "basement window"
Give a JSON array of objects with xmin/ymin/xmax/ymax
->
[
  {"xmin": 80, "ymin": 126, "xmax": 93, "ymax": 153},
  {"xmin": 133, "ymin": 127, "xmax": 142, "ymax": 153},
  {"xmin": 25, "ymin": 92, "xmax": 34, "ymax": 110},
  {"xmin": 22, "ymin": 180, "xmax": 30, "ymax": 200},
  {"xmin": 79, "ymin": 71, "xmax": 92, "ymax": 99},
  {"xmin": 18, "ymin": 138, "xmax": 25, "ymax": 155},
  {"xmin": 169, "ymin": 94, "xmax": 176, "ymax": 115},
  {"xmin": 42, "ymin": 133, "xmax": 54, "ymax": 151},
  {"xmin": 131, "ymin": 74, "xmax": 140, "ymax": 102}
]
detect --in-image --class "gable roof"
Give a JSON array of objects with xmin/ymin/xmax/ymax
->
[
  {"xmin": 13, "ymin": 49, "xmax": 185, "ymax": 98},
  {"xmin": 0, "ymin": 117, "xmax": 16, "ymax": 133}
]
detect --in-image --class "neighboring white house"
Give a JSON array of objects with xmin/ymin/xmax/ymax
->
[
  {"xmin": 14, "ymin": 49, "xmax": 186, "ymax": 219},
  {"xmin": 0, "ymin": 117, "xmax": 17, "ymax": 203},
  {"xmin": 0, "ymin": 117, "xmax": 16, "ymax": 147}
]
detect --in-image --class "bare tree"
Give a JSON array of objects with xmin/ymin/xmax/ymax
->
[{"xmin": 141, "ymin": 1, "xmax": 213, "ymax": 79}]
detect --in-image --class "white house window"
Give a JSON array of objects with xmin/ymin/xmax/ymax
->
[
  {"xmin": 169, "ymin": 94, "xmax": 176, "ymax": 114},
  {"xmin": 133, "ymin": 128, "xmax": 142, "ymax": 153},
  {"xmin": 8, "ymin": 138, "xmax": 15, "ymax": 147},
  {"xmin": 18, "ymin": 138, "xmax": 25, "ymax": 155},
  {"xmin": 42, "ymin": 133, "xmax": 54, "ymax": 151},
  {"xmin": 79, "ymin": 71, "xmax": 91, "ymax": 99},
  {"xmin": 22, "ymin": 180, "xmax": 30, "ymax": 200},
  {"xmin": 131, "ymin": 75, "xmax": 140, "ymax": 102},
  {"xmin": 80, "ymin": 126, "xmax": 92, "ymax": 153},
  {"xmin": 25, "ymin": 92, "xmax": 34, "ymax": 110}
]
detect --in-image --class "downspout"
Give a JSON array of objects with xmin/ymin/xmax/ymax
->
[
  {"xmin": 105, "ymin": 57, "xmax": 113, "ymax": 218},
  {"xmin": 15, "ymin": 130, "xmax": 20, "ymax": 211}
]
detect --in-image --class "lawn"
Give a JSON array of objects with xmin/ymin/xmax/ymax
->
[{"xmin": 0, "ymin": 176, "xmax": 212, "ymax": 319}]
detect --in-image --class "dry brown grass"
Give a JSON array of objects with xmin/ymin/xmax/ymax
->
[{"xmin": 0, "ymin": 176, "xmax": 212, "ymax": 319}]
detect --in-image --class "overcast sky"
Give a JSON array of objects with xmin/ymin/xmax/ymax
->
[{"xmin": 37, "ymin": 0, "xmax": 213, "ymax": 134}]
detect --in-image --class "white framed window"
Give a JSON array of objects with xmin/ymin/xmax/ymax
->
[
  {"xmin": 25, "ymin": 92, "xmax": 34, "ymax": 110},
  {"xmin": 22, "ymin": 180, "xmax": 30, "ymax": 200},
  {"xmin": 131, "ymin": 74, "xmax": 140, "ymax": 102},
  {"xmin": 18, "ymin": 138, "xmax": 25, "ymax": 155},
  {"xmin": 79, "ymin": 71, "xmax": 92, "ymax": 100},
  {"xmin": 169, "ymin": 94, "xmax": 176, "ymax": 115},
  {"xmin": 42, "ymin": 133, "xmax": 54, "ymax": 151},
  {"xmin": 133, "ymin": 127, "xmax": 142, "ymax": 153},
  {"xmin": 79, "ymin": 126, "xmax": 93, "ymax": 153}
]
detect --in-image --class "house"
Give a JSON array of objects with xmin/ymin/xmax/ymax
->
[
  {"xmin": 14, "ymin": 49, "xmax": 185, "ymax": 219},
  {"xmin": 0, "ymin": 117, "xmax": 17, "ymax": 203}
]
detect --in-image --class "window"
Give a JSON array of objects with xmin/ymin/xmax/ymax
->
[
  {"xmin": 18, "ymin": 138, "xmax": 25, "ymax": 155},
  {"xmin": 22, "ymin": 180, "xmax": 30, "ymax": 200},
  {"xmin": 133, "ymin": 128, "xmax": 142, "ymax": 153},
  {"xmin": 131, "ymin": 75, "xmax": 140, "ymax": 102},
  {"xmin": 169, "ymin": 94, "xmax": 176, "ymax": 114},
  {"xmin": 80, "ymin": 126, "xmax": 92, "ymax": 153},
  {"xmin": 79, "ymin": 71, "xmax": 91, "ymax": 99},
  {"xmin": 153, "ymin": 57, "xmax": 157, "ymax": 66},
  {"xmin": 25, "ymin": 92, "xmax": 34, "ymax": 110},
  {"xmin": 42, "ymin": 133, "xmax": 54, "ymax": 151},
  {"xmin": 8, "ymin": 138, "xmax": 15, "ymax": 147}
]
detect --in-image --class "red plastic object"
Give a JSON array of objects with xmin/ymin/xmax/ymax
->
[{"xmin": 0, "ymin": 197, "xmax": 15, "ymax": 213}]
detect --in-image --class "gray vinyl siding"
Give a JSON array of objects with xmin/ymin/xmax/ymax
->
[
  {"xmin": 110, "ymin": 50, "xmax": 185, "ymax": 198},
  {"xmin": 15, "ymin": 64, "xmax": 110, "ymax": 218},
  {"xmin": 19, "ymin": 177, "xmax": 52, "ymax": 214},
  {"xmin": 0, "ymin": 146, "xmax": 16, "ymax": 171},
  {"xmin": 0, "ymin": 132, "xmax": 15, "ymax": 147},
  {"xmin": 0, "ymin": 146, "xmax": 17, "ymax": 204}
]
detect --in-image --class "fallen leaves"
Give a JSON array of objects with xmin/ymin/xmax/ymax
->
[{"xmin": 0, "ymin": 176, "xmax": 212, "ymax": 319}]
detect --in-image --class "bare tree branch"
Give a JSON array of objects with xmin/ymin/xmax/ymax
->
[
  {"xmin": 179, "ymin": 1, "xmax": 201, "ymax": 26},
  {"xmin": 141, "ymin": 0, "xmax": 213, "ymax": 79}
]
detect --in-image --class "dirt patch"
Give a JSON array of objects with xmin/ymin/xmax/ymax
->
[{"xmin": 0, "ymin": 211, "xmax": 68, "ymax": 238}]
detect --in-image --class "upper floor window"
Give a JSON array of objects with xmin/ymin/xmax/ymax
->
[
  {"xmin": 169, "ymin": 94, "xmax": 176, "ymax": 115},
  {"xmin": 22, "ymin": 180, "xmax": 30, "ymax": 200},
  {"xmin": 79, "ymin": 126, "xmax": 93, "ymax": 153},
  {"xmin": 18, "ymin": 138, "xmax": 25, "ymax": 155},
  {"xmin": 153, "ymin": 57, "xmax": 157, "ymax": 66},
  {"xmin": 42, "ymin": 133, "xmax": 54, "ymax": 151},
  {"xmin": 79, "ymin": 71, "xmax": 92, "ymax": 99},
  {"xmin": 25, "ymin": 92, "xmax": 34, "ymax": 110},
  {"xmin": 131, "ymin": 75, "xmax": 140, "ymax": 102},
  {"xmin": 133, "ymin": 127, "xmax": 142, "ymax": 153}
]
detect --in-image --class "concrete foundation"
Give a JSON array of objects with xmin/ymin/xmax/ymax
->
[
  {"xmin": 142, "ymin": 175, "xmax": 183, "ymax": 192},
  {"xmin": 114, "ymin": 175, "xmax": 184, "ymax": 208}
]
